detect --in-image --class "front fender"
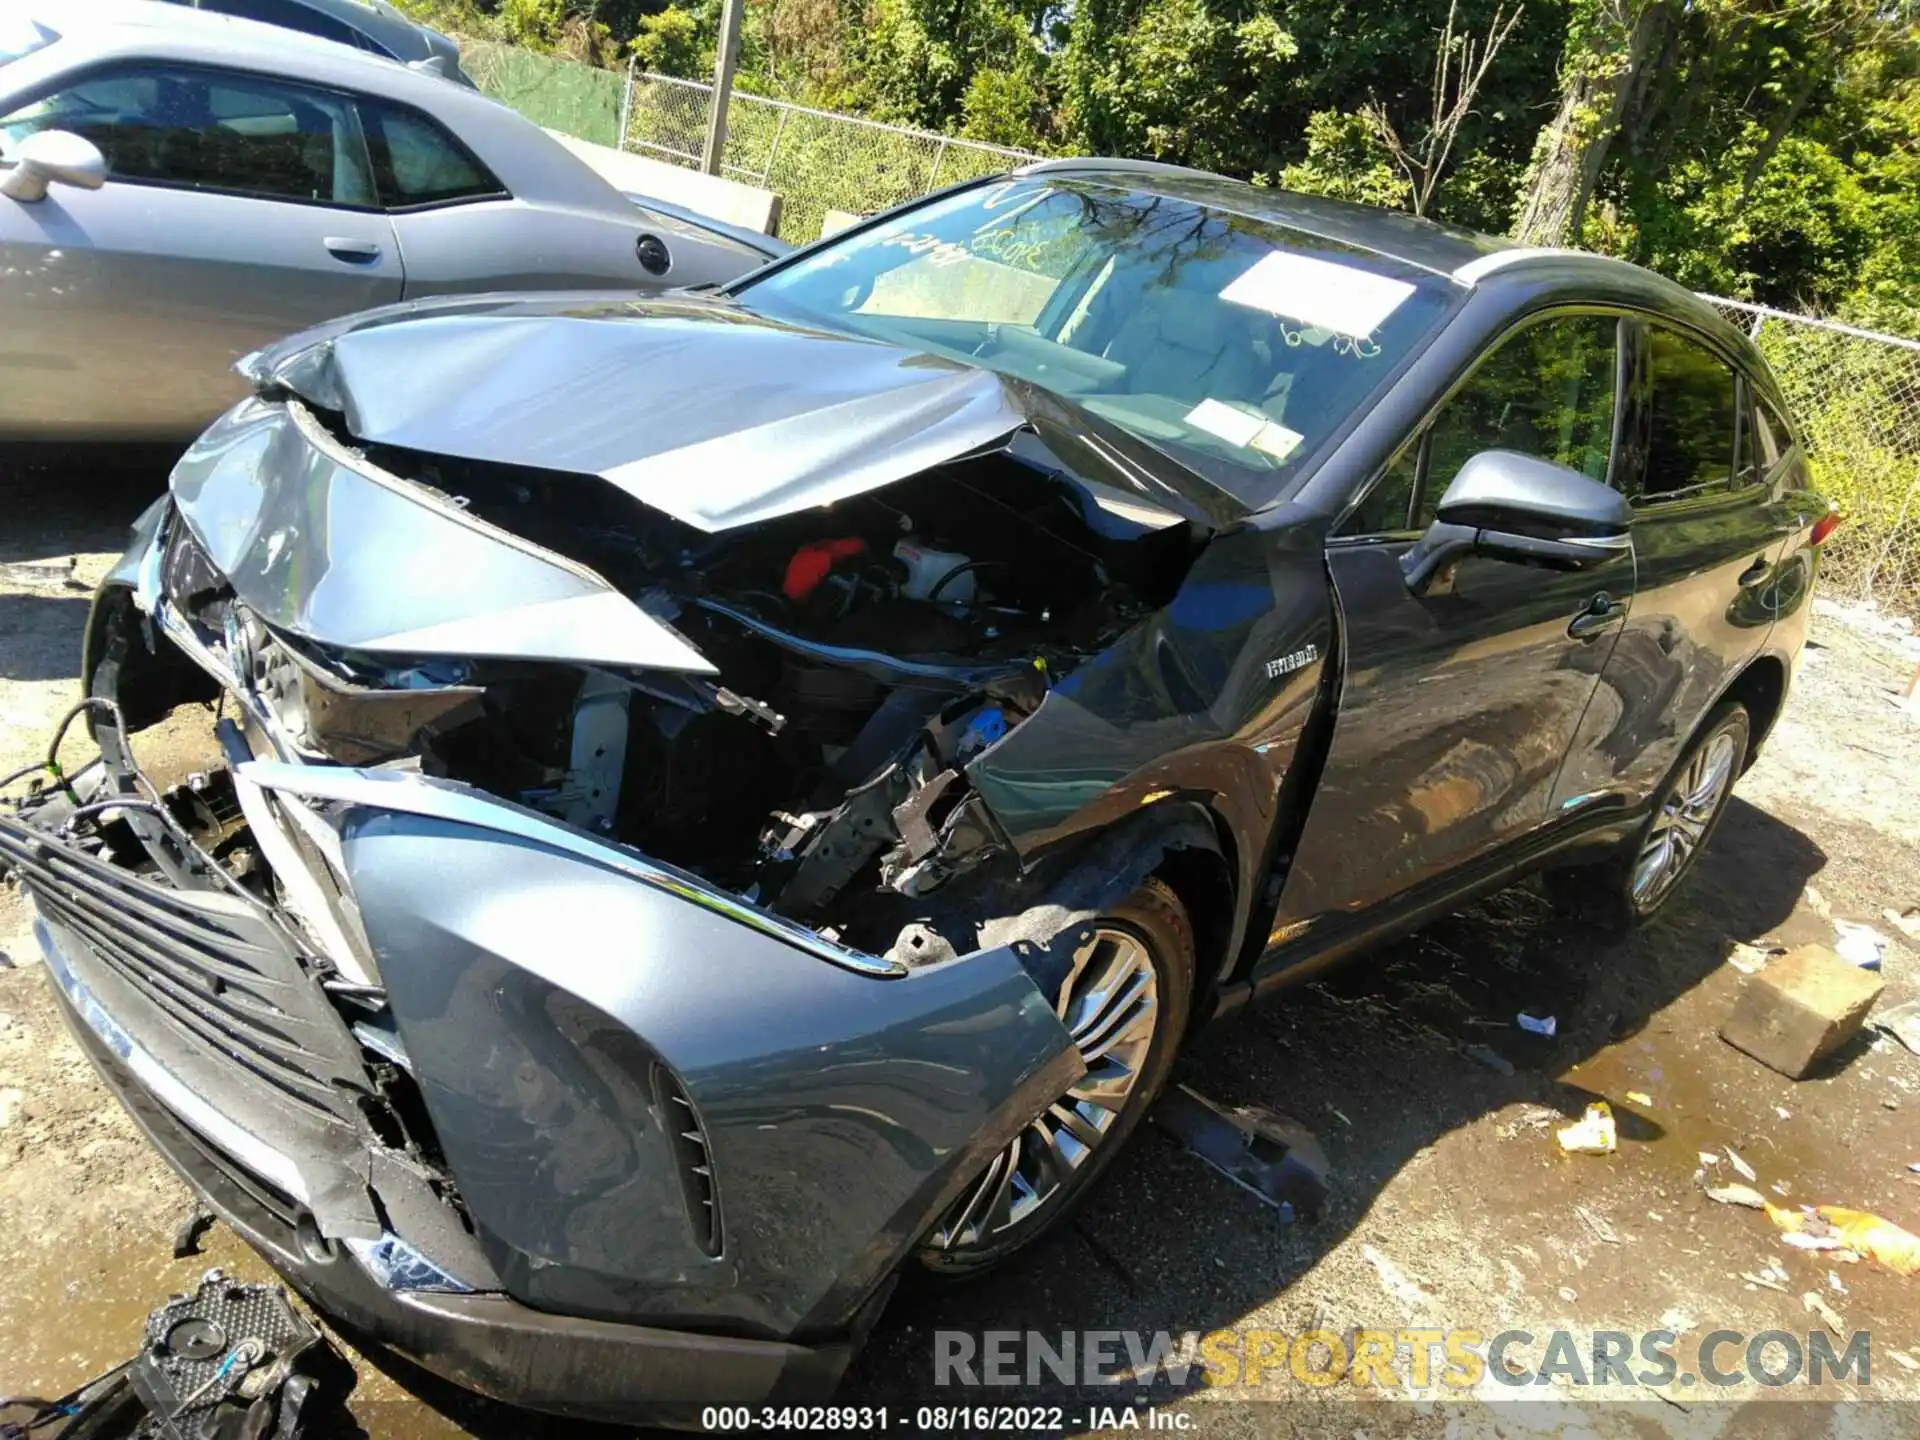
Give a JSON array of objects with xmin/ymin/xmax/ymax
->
[{"xmin": 285, "ymin": 773, "xmax": 1080, "ymax": 1341}]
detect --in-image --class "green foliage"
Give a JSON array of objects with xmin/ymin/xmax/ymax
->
[
  {"xmin": 1274, "ymin": 110, "xmax": 1410, "ymax": 210},
  {"xmin": 630, "ymin": 5, "xmax": 711, "ymax": 76}
]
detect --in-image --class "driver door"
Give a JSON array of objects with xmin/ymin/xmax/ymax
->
[
  {"xmin": 1268, "ymin": 311, "xmax": 1635, "ymax": 950},
  {"xmin": 0, "ymin": 63, "xmax": 401, "ymax": 441}
]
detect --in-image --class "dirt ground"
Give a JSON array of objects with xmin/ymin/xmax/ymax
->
[{"xmin": 4, "ymin": 456, "xmax": 1920, "ymax": 1438}]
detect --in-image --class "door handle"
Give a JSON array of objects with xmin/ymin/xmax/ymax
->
[
  {"xmin": 324, "ymin": 236, "xmax": 382, "ymax": 263},
  {"xmin": 1736, "ymin": 555, "xmax": 1771, "ymax": 589},
  {"xmin": 1567, "ymin": 591, "xmax": 1627, "ymax": 641}
]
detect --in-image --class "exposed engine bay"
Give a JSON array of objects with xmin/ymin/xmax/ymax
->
[{"xmin": 113, "ymin": 408, "xmax": 1203, "ymax": 957}]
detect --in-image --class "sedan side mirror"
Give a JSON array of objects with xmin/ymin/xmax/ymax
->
[
  {"xmin": 1402, "ymin": 448, "xmax": 1632, "ymax": 595},
  {"xmin": 0, "ymin": 130, "xmax": 108, "ymax": 203}
]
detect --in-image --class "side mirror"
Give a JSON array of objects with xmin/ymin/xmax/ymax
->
[
  {"xmin": 1402, "ymin": 448, "xmax": 1631, "ymax": 595},
  {"xmin": 0, "ymin": 130, "xmax": 108, "ymax": 203}
]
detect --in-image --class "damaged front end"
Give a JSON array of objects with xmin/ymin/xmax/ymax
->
[{"xmin": 8, "ymin": 297, "xmax": 1240, "ymax": 1418}]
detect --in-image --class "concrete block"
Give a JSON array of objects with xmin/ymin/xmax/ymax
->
[{"xmin": 1720, "ymin": 943, "xmax": 1884, "ymax": 1079}]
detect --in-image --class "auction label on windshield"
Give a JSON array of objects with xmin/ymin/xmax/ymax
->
[{"xmin": 1219, "ymin": 250, "xmax": 1416, "ymax": 338}]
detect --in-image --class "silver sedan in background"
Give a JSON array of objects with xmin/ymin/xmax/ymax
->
[{"xmin": 0, "ymin": 3, "xmax": 782, "ymax": 442}]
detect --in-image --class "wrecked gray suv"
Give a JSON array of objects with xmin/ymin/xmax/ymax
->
[{"xmin": 4, "ymin": 161, "xmax": 1821, "ymax": 1421}]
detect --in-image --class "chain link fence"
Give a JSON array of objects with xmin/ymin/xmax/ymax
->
[
  {"xmin": 1704, "ymin": 297, "xmax": 1920, "ymax": 619},
  {"xmin": 464, "ymin": 39, "xmax": 625, "ymax": 147},
  {"xmin": 622, "ymin": 70, "xmax": 1033, "ymax": 245}
]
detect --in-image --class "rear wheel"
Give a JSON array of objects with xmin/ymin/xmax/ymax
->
[
  {"xmin": 914, "ymin": 878, "xmax": 1193, "ymax": 1275},
  {"xmin": 1544, "ymin": 702, "xmax": 1749, "ymax": 936}
]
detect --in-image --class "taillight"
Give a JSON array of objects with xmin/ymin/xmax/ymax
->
[{"xmin": 1810, "ymin": 511, "xmax": 1844, "ymax": 547}]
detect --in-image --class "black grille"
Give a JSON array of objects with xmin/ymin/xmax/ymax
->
[
  {"xmin": 654, "ymin": 1065, "xmax": 721, "ymax": 1257},
  {"xmin": 0, "ymin": 816, "xmax": 369, "ymax": 1128}
]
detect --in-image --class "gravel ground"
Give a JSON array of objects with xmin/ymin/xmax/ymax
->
[{"xmin": 4, "ymin": 453, "xmax": 1920, "ymax": 1438}]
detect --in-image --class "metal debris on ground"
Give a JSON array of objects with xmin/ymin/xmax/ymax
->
[
  {"xmin": 1464, "ymin": 1043, "xmax": 1515, "ymax": 1075},
  {"xmin": 1151, "ymin": 1085, "xmax": 1329, "ymax": 1222},
  {"xmin": 1575, "ymin": 1203, "xmax": 1622, "ymax": 1245},
  {"xmin": 1802, "ymin": 1291, "xmax": 1846, "ymax": 1335},
  {"xmin": 1515, "ymin": 1012, "xmax": 1556, "ymax": 1037},
  {"xmin": 1556, "ymin": 1102, "xmax": 1616, "ymax": 1156},
  {"xmin": 1876, "ymin": 999, "xmax": 1920, "ymax": 1054},
  {"xmin": 1833, "ymin": 919, "xmax": 1890, "ymax": 970}
]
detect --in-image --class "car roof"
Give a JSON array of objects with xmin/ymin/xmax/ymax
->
[{"xmin": 1016, "ymin": 157, "xmax": 1721, "ymax": 315}]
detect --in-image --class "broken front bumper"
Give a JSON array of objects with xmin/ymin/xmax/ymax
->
[{"xmin": 5, "ymin": 767, "xmax": 1081, "ymax": 1420}]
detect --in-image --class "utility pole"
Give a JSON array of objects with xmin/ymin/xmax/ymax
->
[{"xmin": 701, "ymin": 0, "xmax": 743, "ymax": 175}]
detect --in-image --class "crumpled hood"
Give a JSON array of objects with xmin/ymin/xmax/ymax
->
[{"xmin": 243, "ymin": 293, "xmax": 1032, "ymax": 533}]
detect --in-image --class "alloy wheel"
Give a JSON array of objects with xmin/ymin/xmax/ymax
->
[
  {"xmin": 921, "ymin": 926, "xmax": 1159, "ymax": 1255},
  {"xmin": 1631, "ymin": 729, "xmax": 1738, "ymax": 911}
]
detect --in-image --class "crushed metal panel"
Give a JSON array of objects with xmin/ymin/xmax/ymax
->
[{"xmin": 168, "ymin": 398, "xmax": 717, "ymax": 673}]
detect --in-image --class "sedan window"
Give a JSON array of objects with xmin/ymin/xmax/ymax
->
[
  {"xmin": 1639, "ymin": 326, "xmax": 1739, "ymax": 502},
  {"xmin": 1344, "ymin": 313, "xmax": 1619, "ymax": 536},
  {"xmin": 357, "ymin": 98, "xmax": 503, "ymax": 207},
  {"xmin": 0, "ymin": 65, "xmax": 376, "ymax": 207}
]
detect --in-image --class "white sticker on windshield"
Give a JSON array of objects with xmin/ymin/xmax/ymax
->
[
  {"xmin": 1185, "ymin": 398, "xmax": 1264, "ymax": 448},
  {"xmin": 1185, "ymin": 400, "xmax": 1305, "ymax": 461},
  {"xmin": 1220, "ymin": 252, "xmax": 1416, "ymax": 338}
]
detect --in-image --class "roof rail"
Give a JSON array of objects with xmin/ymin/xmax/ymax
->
[{"xmin": 1012, "ymin": 156, "xmax": 1226, "ymax": 185}]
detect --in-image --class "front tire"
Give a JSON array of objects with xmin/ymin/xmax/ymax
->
[
  {"xmin": 914, "ymin": 877, "xmax": 1194, "ymax": 1275},
  {"xmin": 1544, "ymin": 702, "xmax": 1749, "ymax": 936}
]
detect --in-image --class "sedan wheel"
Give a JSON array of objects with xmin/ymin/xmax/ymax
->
[{"xmin": 916, "ymin": 879, "xmax": 1193, "ymax": 1273}]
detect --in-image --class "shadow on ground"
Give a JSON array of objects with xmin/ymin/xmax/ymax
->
[{"xmin": 840, "ymin": 794, "xmax": 1825, "ymax": 1409}]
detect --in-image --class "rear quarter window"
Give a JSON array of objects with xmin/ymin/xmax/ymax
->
[{"xmin": 358, "ymin": 98, "xmax": 503, "ymax": 208}]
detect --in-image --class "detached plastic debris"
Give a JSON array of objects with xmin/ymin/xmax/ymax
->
[
  {"xmin": 1516, "ymin": 1012, "xmax": 1557, "ymax": 1037},
  {"xmin": 1875, "ymin": 999, "xmax": 1920, "ymax": 1055},
  {"xmin": 1556, "ymin": 1102, "xmax": 1617, "ymax": 1156},
  {"xmin": 1769, "ymin": 1206, "xmax": 1920, "ymax": 1276},
  {"xmin": 0, "ymin": 1270, "xmax": 348, "ymax": 1439},
  {"xmin": 1833, "ymin": 920, "xmax": 1890, "ymax": 971},
  {"xmin": 1151, "ymin": 1084, "xmax": 1329, "ymax": 1222},
  {"xmin": 1727, "ymin": 941, "xmax": 1779, "ymax": 975}
]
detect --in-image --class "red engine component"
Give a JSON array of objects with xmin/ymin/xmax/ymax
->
[{"xmin": 783, "ymin": 537, "xmax": 867, "ymax": 603}]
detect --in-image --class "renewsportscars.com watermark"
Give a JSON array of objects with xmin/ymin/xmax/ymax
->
[{"xmin": 934, "ymin": 1327, "xmax": 1876, "ymax": 1392}]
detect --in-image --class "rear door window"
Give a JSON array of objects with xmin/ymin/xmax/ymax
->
[
  {"xmin": 356, "ymin": 98, "xmax": 502, "ymax": 208},
  {"xmin": 1638, "ymin": 327, "xmax": 1739, "ymax": 502}
]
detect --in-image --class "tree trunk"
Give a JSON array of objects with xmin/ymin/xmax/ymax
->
[
  {"xmin": 1511, "ymin": 0, "xmax": 1668, "ymax": 246},
  {"xmin": 1738, "ymin": 66, "xmax": 1822, "ymax": 203}
]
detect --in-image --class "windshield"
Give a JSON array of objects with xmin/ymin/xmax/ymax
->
[{"xmin": 735, "ymin": 177, "xmax": 1456, "ymax": 505}]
